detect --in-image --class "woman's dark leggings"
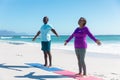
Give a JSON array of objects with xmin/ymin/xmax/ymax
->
[{"xmin": 75, "ymin": 48, "xmax": 86, "ymax": 75}]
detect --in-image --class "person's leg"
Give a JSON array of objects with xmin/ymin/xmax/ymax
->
[
  {"xmin": 42, "ymin": 41, "xmax": 51, "ymax": 67},
  {"xmin": 46, "ymin": 41, "xmax": 51, "ymax": 67},
  {"xmin": 41, "ymin": 42, "xmax": 48, "ymax": 66},
  {"xmin": 79, "ymin": 49, "xmax": 86, "ymax": 75},
  {"xmin": 47, "ymin": 51, "xmax": 52, "ymax": 67},
  {"xmin": 75, "ymin": 49, "xmax": 82, "ymax": 74},
  {"xmin": 43, "ymin": 51, "xmax": 48, "ymax": 66}
]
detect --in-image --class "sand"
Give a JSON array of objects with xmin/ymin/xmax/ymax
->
[{"xmin": 0, "ymin": 41, "xmax": 120, "ymax": 80}]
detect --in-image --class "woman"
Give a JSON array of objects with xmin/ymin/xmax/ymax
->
[{"xmin": 64, "ymin": 17, "xmax": 101, "ymax": 76}]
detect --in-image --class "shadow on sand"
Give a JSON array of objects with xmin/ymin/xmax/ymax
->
[
  {"xmin": 15, "ymin": 63, "xmax": 72, "ymax": 80},
  {"xmin": 0, "ymin": 63, "xmax": 30, "ymax": 71},
  {"xmin": 15, "ymin": 72, "xmax": 68, "ymax": 80}
]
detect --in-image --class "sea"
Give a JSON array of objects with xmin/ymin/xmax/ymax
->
[{"xmin": 0, "ymin": 35, "xmax": 120, "ymax": 56}]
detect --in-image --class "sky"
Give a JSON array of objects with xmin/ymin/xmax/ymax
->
[{"xmin": 0, "ymin": 0, "xmax": 120, "ymax": 35}]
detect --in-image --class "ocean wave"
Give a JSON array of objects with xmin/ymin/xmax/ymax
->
[
  {"xmin": 21, "ymin": 36, "xmax": 33, "ymax": 39},
  {"xmin": 52, "ymin": 43, "xmax": 120, "ymax": 56},
  {"xmin": 87, "ymin": 43, "xmax": 120, "ymax": 55},
  {"xmin": 0, "ymin": 36, "xmax": 13, "ymax": 39},
  {"xmin": 20, "ymin": 36, "xmax": 40, "ymax": 39}
]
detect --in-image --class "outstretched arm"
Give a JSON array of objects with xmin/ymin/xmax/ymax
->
[
  {"xmin": 51, "ymin": 29, "xmax": 59, "ymax": 37},
  {"xmin": 64, "ymin": 29, "xmax": 76, "ymax": 46},
  {"xmin": 64, "ymin": 34, "xmax": 74, "ymax": 46},
  {"xmin": 86, "ymin": 27, "xmax": 101, "ymax": 45},
  {"xmin": 32, "ymin": 31, "xmax": 40, "ymax": 41},
  {"xmin": 64, "ymin": 28, "xmax": 77, "ymax": 46}
]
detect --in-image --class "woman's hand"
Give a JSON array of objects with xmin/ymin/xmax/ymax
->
[
  {"xmin": 64, "ymin": 41, "xmax": 68, "ymax": 46},
  {"xmin": 96, "ymin": 40, "xmax": 101, "ymax": 46}
]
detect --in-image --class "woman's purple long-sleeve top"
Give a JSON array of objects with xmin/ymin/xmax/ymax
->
[{"xmin": 66, "ymin": 26, "xmax": 97, "ymax": 48}]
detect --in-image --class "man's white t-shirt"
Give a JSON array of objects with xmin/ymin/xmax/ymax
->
[{"xmin": 40, "ymin": 24, "xmax": 52, "ymax": 41}]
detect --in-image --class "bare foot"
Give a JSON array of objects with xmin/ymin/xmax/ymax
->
[
  {"xmin": 75, "ymin": 73, "xmax": 82, "ymax": 76},
  {"xmin": 82, "ymin": 75, "xmax": 87, "ymax": 78},
  {"xmin": 43, "ymin": 64, "xmax": 47, "ymax": 67},
  {"xmin": 48, "ymin": 64, "xmax": 52, "ymax": 68}
]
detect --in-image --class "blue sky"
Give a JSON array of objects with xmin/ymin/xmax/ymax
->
[{"xmin": 0, "ymin": 0, "xmax": 120, "ymax": 35}]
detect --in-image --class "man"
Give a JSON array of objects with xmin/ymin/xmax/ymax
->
[{"xmin": 33, "ymin": 16, "xmax": 59, "ymax": 67}]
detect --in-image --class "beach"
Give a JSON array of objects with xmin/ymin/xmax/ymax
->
[
  {"xmin": 0, "ymin": 40, "xmax": 120, "ymax": 80},
  {"xmin": 1, "ymin": 0, "xmax": 120, "ymax": 79}
]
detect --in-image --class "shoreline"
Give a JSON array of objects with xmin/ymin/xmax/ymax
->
[{"xmin": 1, "ymin": 40, "xmax": 120, "ymax": 57}]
